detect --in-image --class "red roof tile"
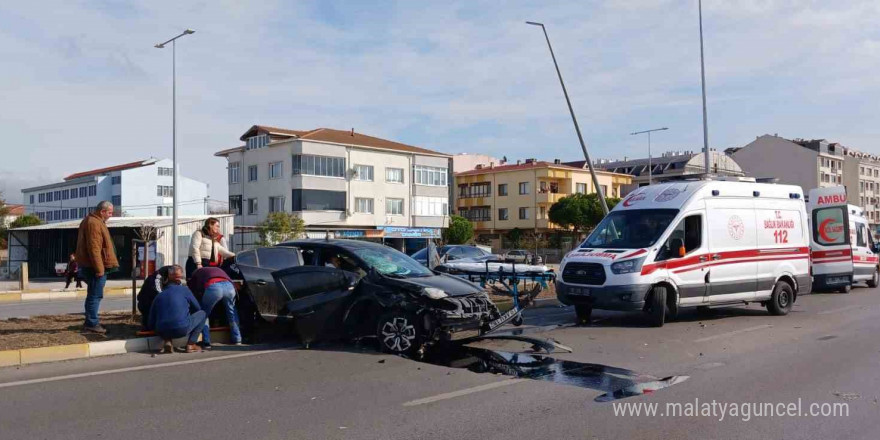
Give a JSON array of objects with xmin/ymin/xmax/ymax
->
[
  {"xmin": 455, "ymin": 161, "xmax": 585, "ymax": 176},
  {"xmin": 5, "ymin": 204, "xmax": 25, "ymax": 216},
  {"xmin": 64, "ymin": 159, "xmax": 156, "ymax": 181},
  {"xmin": 220, "ymin": 126, "xmax": 449, "ymax": 157}
]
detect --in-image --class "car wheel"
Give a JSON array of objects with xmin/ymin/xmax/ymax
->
[
  {"xmin": 839, "ymin": 284, "xmax": 852, "ymax": 294},
  {"xmin": 376, "ymin": 310, "xmax": 423, "ymax": 356},
  {"xmin": 869, "ymin": 269, "xmax": 879, "ymax": 288},
  {"xmin": 574, "ymin": 304, "xmax": 592, "ymax": 326},
  {"xmin": 646, "ymin": 285, "xmax": 666, "ymax": 327},
  {"xmin": 767, "ymin": 282, "xmax": 794, "ymax": 315}
]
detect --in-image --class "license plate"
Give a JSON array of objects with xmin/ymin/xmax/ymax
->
[
  {"xmin": 828, "ymin": 276, "xmax": 849, "ymax": 284},
  {"xmin": 568, "ymin": 287, "xmax": 590, "ymax": 296},
  {"xmin": 488, "ymin": 307, "xmax": 520, "ymax": 329}
]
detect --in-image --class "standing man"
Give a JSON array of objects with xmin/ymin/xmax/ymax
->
[{"xmin": 76, "ymin": 201, "xmax": 119, "ymax": 334}]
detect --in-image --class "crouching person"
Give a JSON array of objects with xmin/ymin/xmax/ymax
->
[
  {"xmin": 188, "ymin": 266, "xmax": 242, "ymax": 348},
  {"xmin": 136, "ymin": 265, "xmax": 180, "ymax": 328},
  {"xmin": 148, "ymin": 265, "xmax": 206, "ymax": 354}
]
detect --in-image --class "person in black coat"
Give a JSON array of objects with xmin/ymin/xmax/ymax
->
[{"xmin": 136, "ymin": 265, "xmax": 180, "ymax": 327}]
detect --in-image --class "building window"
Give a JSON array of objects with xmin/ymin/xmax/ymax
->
[
  {"xmin": 54, "ymin": 190, "xmax": 61, "ymax": 200},
  {"xmin": 600, "ymin": 185, "xmax": 608, "ymax": 196},
  {"xmin": 386, "ymin": 198, "xmax": 404, "ymax": 215},
  {"xmin": 69, "ymin": 188, "xmax": 78, "ymax": 199},
  {"xmin": 355, "ymin": 198, "xmax": 374, "ymax": 214},
  {"xmin": 246, "ymin": 134, "xmax": 270, "ymax": 150},
  {"xmin": 412, "ymin": 196, "xmax": 447, "ymax": 216},
  {"xmin": 229, "ymin": 162, "xmax": 240, "ymax": 184},
  {"xmin": 414, "ymin": 165, "xmax": 448, "ymax": 186},
  {"xmin": 111, "ymin": 195, "xmax": 121, "ymax": 207},
  {"xmin": 248, "ymin": 165, "xmax": 258, "ymax": 182},
  {"xmin": 354, "ymin": 165, "xmax": 374, "ymax": 181},
  {"xmin": 62, "ymin": 209, "xmax": 70, "ymax": 220},
  {"xmin": 111, "ymin": 176, "xmax": 121, "ymax": 185},
  {"xmin": 519, "ymin": 182, "xmax": 529, "ymax": 195},
  {"xmin": 539, "ymin": 206, "xmax": 547, "ymax": 219},
  {"xmin": 247, "ymin": 198, "xmax": 258, "ymax": 215},
  {"xmin": 269, "ymin": 196, "xmax": 285, "ymax": 213},
  {"xmin": 79, "ymin": 207, "xmax": 87, "ymax": 218},
  {"xmin": 229, "ymin": 195, "xmax": 242, "ymax": 216},
  {"xmin": 62, "ymin": 189, "xmax": 69, "ymax": 200},
  {"xmin": 37, "ymin": 193, "xmax": 43, "ymax": 203},
  {"xmin": 158, "ymin": 167, "xmax": 173, "ymax": 176},
  {"xmin": 519, "ymin": 207, "xmax": 529, "ymax": 219},
  {"xmin": 80, "ymin": 187, "xmax": 88, "ymax": 198},
  {"xmin": 498, "ymin": 184, "xmax": 508, "ymax": 196},
  {"xmin": 386, "ymin": 167, "xmax": 404, "ymax": 183},
  {"xmin": 576, "ymin": 183, "xmax": 587, "ymax": 194},
  {"xmin": 292, "ymin": 190, "xmax": 346, "ymax": 211},
  {"xmin": 47, "ymin": 192, "xmax": 54, "ymax": 202},
  {"xmin": 292, "ymin": 154, "xmax": 346, "ymax": 178},
  {"xmin": 89, "ymin": 185, "xmax": 96, "ymax": 196},
  {"xmin": 29, "ymin": 195, "xmax": 34, "ymax": 204},
  {"xmin": 55, "ymin": 210, "xmax": 62, "ymax": 220},
  {"xmin": 156, "ymin": 207, "xmax": 164, "ymax": 216},
  {"xmin": 157, "ymin": 186, "xmax": 174, "ymax": 197},
  {"xmin": 462, "ymin": 206, "xmax": 490, "ymax": 222},
  {"xmin": 498, "ymin": 208, "xmax": 509, "ymax": 220},
  {"xmin": 269, "ymin": 161, "xmax": 283, "ymax": 180}
]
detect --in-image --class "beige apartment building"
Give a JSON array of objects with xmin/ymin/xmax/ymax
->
[
  {"xmin": 842, "ymin": 148, "xmax": 880, "ymax": 228},
  {"xmin": 454, "ymin": 159, "xmax": 631, "ymax": 248}
]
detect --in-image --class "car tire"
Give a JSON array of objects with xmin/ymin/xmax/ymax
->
[
  {"xmin": 574, "ymin": 304, "xmax": 592, "ymax": 326},
  {"xmin": 767, "ymin": 282, "xmax": 794, "ymax": 315},
  {"xmin": 869, "ymin": 269, "xmax": 879, "ymax": 288},
  {"xmin": 376, "ymin": 310, "xmax": 423, "ymax": 356},
  {"xmin": 646, "ymin": 285, "xmax": 666, "ymax": 327},
  {"xmin": 839, "ymin": 284, "xmax": 852, "ymax": 294}
]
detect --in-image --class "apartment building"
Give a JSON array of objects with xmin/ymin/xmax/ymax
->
[
  {"xmin": 454, "ymin": 159, "xmax": 631, "ymax": 249},
  {"xmin": 577, "ymin": 150, "xmax": 744, "ymax": 196},
  {"xmin": 841, "ymin": 148, "xmax": 880, "ymax": 229},
  {"xmin": 727, "ymin": 134, "xmax": 845, "ymax": 193},
  {"xmin": 215, "ymin": 125, "xmax": 452, "ymax": 248},
  {"xmin": 21, "ymin": 158, "xmax": 208, "ymax": 223}
]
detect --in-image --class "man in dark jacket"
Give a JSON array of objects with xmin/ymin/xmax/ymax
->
[
  {"xmin": 148, "ymin": 281, "xmax": 206, "ymax": 354},
  {"xmin": 137, "ymin": 265, "xmax": 179, "ymax": 327},
  {"xmin": 75, "ymin": 201, "xmax": 119, "ymax": 334}
]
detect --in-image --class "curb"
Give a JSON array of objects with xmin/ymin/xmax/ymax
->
[
  {"xmin": 0, "ymin": 329, "xmax": 230, "ymax": 368},
  {"xmin": 0, "ymin": 289, "xmax": 133, "ymax": 304}
]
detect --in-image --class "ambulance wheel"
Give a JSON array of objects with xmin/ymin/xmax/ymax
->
[
  {"xmin": 646, "ymin": 286, "xmax": 666, "ymax": 327},
  {"xmin": 767, "ymin": 282, "xmax": 794, "ymax": 316},
  {"xmin": 868, "ymin": 270, "xmax": 879, "ymax": 288},
  {"xmin": 574, "ymin": 305, "xmax": 592, "ymax": 326},
  {"xmin": 838, "ymin": 284, "xmax": 851, "ymax": 294}
]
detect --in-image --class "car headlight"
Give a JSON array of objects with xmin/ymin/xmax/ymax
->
[
  {"xmin": 610, "ymin": 257, "xmax": 646, "ymax": 274},
  {"xmin": 424, "ymin": 287, "xmax": 449, "ymax": 299}
]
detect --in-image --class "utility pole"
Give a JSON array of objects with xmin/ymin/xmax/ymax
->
[{"xmin": 698, "ymin": 0, "xmax": 710, "ymax": 173}]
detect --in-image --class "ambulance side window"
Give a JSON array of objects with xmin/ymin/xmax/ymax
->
[
  {"xmin": 657, "ymin": 214, "xmax": 702, "ymax": 261},
  {"xmin": 857, "ymin": 224, "xmax": 867, "ymax": 247}
]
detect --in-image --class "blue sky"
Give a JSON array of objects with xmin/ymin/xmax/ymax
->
[{"xmin": 2, "ymin": 1, "xmax": 880, "ymax": 203}]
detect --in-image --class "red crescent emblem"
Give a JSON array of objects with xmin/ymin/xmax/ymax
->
[{"xmin": 819, "ymin": 218, "xmax": 837, "ymax": 242}]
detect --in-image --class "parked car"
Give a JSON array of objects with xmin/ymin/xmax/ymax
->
[
  {"xmin": 410, "ymin": 245, "xmax": 498, "ymax": 266},
  {"xmin": 228, "ymin": 240, "xmax": 501, "ymax": 355},
  {"xmin": 503, "ymin": 250, "xmax": 542, "ymax": 265}
]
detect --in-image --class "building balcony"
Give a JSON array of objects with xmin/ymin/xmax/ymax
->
[{"xmin": 536, "ymin": 191, "xmax": 567, "ymax": 204}]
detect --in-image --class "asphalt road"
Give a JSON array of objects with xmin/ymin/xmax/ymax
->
[
  {"xmin": 0, "ymin": 297, "xmax": 133, "ymax": 319},
  {"xmin": 2, "ymin": 288, "xmax": 880, "ymax": 439}
]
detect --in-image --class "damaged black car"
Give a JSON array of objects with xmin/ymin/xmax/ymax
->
[{"xmin": 227, "ymin": 239, "xmax": 503, "ymax": 355}]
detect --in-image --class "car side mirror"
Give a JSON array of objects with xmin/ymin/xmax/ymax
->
[{"xmin": 670, "ymin": 238, "xmax": 686, "ymax": 258}]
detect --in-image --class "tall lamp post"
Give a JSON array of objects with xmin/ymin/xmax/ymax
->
[
  {"xmin": 698, "ymin": 0, "xmax": 710, "ymax": 173},
  {"xmin": 630, "ymin": 127, "xmax": 668, "ymax": 185},
  {"xmin": 526, "ymin": 21, "xmax": 609, "ymax": 215},
  {"xmin": 154, "ymin": 29, "xmax": 194, "ymax": 266}
]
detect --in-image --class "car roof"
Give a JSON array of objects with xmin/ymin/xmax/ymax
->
[{"xmin": 278, "ymin": 238, "xmax": 397, "ymax": 252}]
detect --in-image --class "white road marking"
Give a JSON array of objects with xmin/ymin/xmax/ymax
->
[
  {"xmin": 693, "ymin": 324, "xmax": 773, "ymax": 343},
  {"xmin": 402, "ymin": 379, "xmax": 526, "ymax": 406},
  {"xmin": 0, "ymin": 350, "xmax": 283, "ymax": 389},
  {"xmin": 817, "ymin": 305, "xmax": 864, "ymax": 315}
]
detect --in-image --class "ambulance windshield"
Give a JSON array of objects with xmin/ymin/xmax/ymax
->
[{"xmin": 583, "ymin": 209, "xmax": 679, "ymax": 249}]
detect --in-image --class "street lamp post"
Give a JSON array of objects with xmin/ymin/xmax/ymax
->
[
  {"xmin": 698, "ymin": 0, "xmax": 710, "ymax": 173},
  {"xmin": 155, "ymin": 29, "xmax": 194, "ymax": 267},
  {"xmin": 526, "ymin": 21, "xmax": 609, "ymax": 215},
  {"xmin": 630, "ymin": 127, "xmax": 668, "ymax": 185}
]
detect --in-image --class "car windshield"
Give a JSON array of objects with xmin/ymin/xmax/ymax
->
[
  {"xmin": 353, "ymin": 246, "xmax": 434, "ymax": 277},
  {"xmin": 583, "ymin": 209, "xmax": 679, "ymax": 249}
]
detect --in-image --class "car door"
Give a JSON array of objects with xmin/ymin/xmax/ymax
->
[
  {"xmin": 235, "ymin": 247, "xmax": 302, "ymax": 323},
  {"xmin": 705, "ymin": 200, "xmax": 759, "ymax": 302},
  {"xmin": 656, "ymin": 212, "xmax": 708, "ymax": 305},
  {"xmin": 271, "ymin": 266, "xmax": 358, "ymax": 347}
]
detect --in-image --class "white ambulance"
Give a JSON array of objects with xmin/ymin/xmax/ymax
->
[
  {"xmin": 557, "ymin": 178, "xmax": 811, "ymax": 327},
  {"xmin": 807, "ymin": 186, "xmax": 879, "ymax": 292}
]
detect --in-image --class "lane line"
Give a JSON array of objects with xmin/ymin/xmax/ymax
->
[
  {"xmin": 0, "ymin": 350, "xmax": 283, "ymax": 389},
  {"xmin": 693, "ymin": 324, "xmax": 773, "ymax": 343},
  {"xmin": 402, "ymin": 379, "xmax": 526, "ymax": 406},
  {"xmin": 817, "ymin": 305, "xmax": 864, "ymax": 315}
]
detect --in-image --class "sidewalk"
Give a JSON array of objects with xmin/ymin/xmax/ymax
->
[{"xmin": 0, "ymin": 279, "xmax": 142, "ymax": 303}]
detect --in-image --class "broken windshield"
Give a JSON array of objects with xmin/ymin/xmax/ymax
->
[{"xmin": 352, "ymin": 246, "xmax": 434, "ymax": 278}]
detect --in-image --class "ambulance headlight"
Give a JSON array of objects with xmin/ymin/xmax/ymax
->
[{"xmin": 610, "ymin": 257, "xmax": 646, "ymax": 274}]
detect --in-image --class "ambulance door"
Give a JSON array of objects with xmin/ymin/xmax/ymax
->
[
  {"xmin": 852, "ymin": 220, "xmax": 875, "ymax": 281},
  {"xmin": 705, "ymin": 199, "xmax": 759, "ymax": 302},
  {"xmin": 808, "ymin": 187, "xmax": 853, "ymax": 290}
]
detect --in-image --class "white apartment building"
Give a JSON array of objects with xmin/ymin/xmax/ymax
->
[
  {"xmin": 215, "ymin": 126, "xmax": 452, "ymax": 246},
  {"xmin": 21, "ymin": 158, "xmax": 209, "ymax": 223},
  {"xmin": 728, "ymin": 135, "xmax": 845, "ymax": 192}
]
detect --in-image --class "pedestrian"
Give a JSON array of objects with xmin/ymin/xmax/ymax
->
[
  {"xmin": 64, "ymin": 254, "xmax": 83, "ymax": 290},
  {"xmin": 147, "ymin": 265, "xmax": 206, "ymax": 354},
  {"xmin": 188, "ymin": 266, "xmax": 242, "ymax": 348},
  {"xmin": 136, "ymin": 265, "xmax": 179, "ymax": 327},
  {"xmin": 186, "ymin": 217, "xmax": 235, "ymax": 278},
  {"xmin": 75, "ymin": 201, "xmax": 119, "ymax": 334}
]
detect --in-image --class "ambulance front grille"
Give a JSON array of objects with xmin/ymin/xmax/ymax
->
[{"xmin": 562, "ymin": 262, "xmax": 606, "ymax": 285}]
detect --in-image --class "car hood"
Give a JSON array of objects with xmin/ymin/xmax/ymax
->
[
  {"xmin": 565, "ymin": 248, "xmax": 648, "ymax": 265},
  {"xmin": 389, "ymin": 273, "xmax": 484, "ymax": 297}
]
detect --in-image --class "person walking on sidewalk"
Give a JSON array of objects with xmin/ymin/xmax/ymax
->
[
  {"xmin": 75, "ymin": 201, "xmax": 119, "ymax": 334},
  {"xmin": 188, "ymin": 266, "xmax": 242, "ymax": 348},
  {"xmin": 186, "ymin": 217, "xmax": 235, "ymax": 278},
  {"xmin": 64, "ymin": 254, "xmax": 83, "ymax": 290},
  {"xmin": 148, "ymin": 276, "xmax": 206, "ymax": 354}
]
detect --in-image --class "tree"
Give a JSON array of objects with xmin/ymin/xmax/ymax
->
[
  {"xmin": 0, "ymin": 192, "xmax": 9, "ymax": 250},
  {"xmin": 257, "ymin": 212, "xmax": 305, "ymax": 246},
  {"xmin": 9, "ymin": 214, "xmax": 43, "ymax": 229},
  {"xmin": 505, "ymin": 227, "xmax": 523, "ymax": 248},
  {"xmin": 548, "ymin": 192, "xmax": 621, "ymax": 235},
  {"xmin": 442, "ymin": 215, "xmax": 473, "ymax": 244}
]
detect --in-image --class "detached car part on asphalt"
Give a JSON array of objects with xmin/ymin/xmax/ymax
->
[{"xmin": 227, "ymin": 240, "xmax": 508, "ymax": 355}]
